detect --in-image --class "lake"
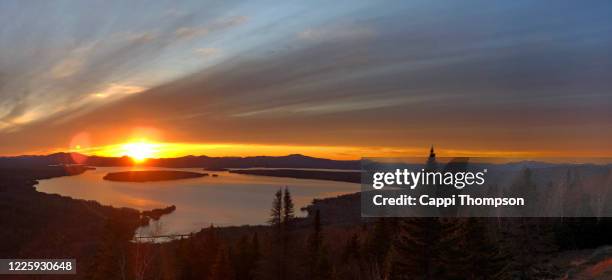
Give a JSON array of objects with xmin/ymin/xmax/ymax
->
[{"xmin": 36, "ymin": 167, "xmax": 359, "ymax": 236}]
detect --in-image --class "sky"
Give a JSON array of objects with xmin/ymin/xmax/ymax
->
[{"xmin": 0, "ymin": 1, "xmax": 611, "ymax": 159}]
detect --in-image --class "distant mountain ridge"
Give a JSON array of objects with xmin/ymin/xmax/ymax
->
[{"xmin": 0, "ymin": 152, "xmax": 361, "ymax": 170}]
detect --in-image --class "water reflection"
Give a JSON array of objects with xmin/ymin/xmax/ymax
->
[{"xmin": 36, "ymin": 167, "xmax": 358, "ymax": 235}]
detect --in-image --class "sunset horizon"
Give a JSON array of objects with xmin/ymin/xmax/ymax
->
[
  {"xmin": 10, "ymin": 141, "xmax": 612, "ymax": 161},
  {"xmin": 1, "ymin": 1, "xmax": 611, "ymax": 279}
]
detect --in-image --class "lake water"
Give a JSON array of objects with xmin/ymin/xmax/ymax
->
[{"xmin": 36, "ymin": 167, "xmax": 358, "ymax": 236}]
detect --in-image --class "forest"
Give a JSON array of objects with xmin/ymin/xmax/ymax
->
[{"xmin": 90, "ymin": 187, "xmax": 612, "ymax": 280}]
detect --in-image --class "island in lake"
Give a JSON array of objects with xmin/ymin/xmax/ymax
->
[{"xmin": 103, "ymin": 170, "xmax": 207, "ymax": 182}]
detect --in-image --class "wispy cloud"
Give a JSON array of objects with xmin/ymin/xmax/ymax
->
[
  {"xmin": 90, "ymin": 83, "xmax": 146, "ymax": 99},
  {"xmin": 1, "ymin": 1, "xmax": 611, "ymax": 157},
  {"xmin": 175, "ymin": 15, "xmax": 248, "ymax": 40},
  {"xmin": 175, "ymin": 27, "xmax": 209, "ymax": 39},
  {"xmin": 297, "ymin": 24, "xmax": 375, "ymax": 42},
  {"xmin": 0, "ymin": 8, "xmax": 250, "ymax": 133},
  {"xmin": 49, "ymin": 46, "xmax": 92, "ymax": 79},
  {"xmin": 50, "ymin": 57, "xmax": 82, "ymax": 79},
  {"xmin": 194, "ymin": 47, "xmax": 220, "ymax": 58}
]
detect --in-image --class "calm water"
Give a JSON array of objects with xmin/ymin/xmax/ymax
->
[{"xmin": 36, "ymin": 167, "xmax": 358, "ymax": 235}]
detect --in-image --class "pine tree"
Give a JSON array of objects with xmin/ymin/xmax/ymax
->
[
  {"xmin": 200, "ymin": 224, "xmax": 221, "ymax": 278},
  {"xmin": 269, "ymin": 189, "xmax": 283, "ymax": 231},
  {"xmin": 232, "ymin": 233, "xmax": 260, "ymax": 280},
  {"xmin": 501, "ymin": 170, "xmax": 558, "ymax": 278},
  {"xmin": 337, "ymin": 233, "xmax": 362, "ymax": 279},
  {"xmin": 251, "ymin": 233, "xmax": 260, "ymax": 262},
  {"xmin": 363, "ymin": 218, "xmax": 394, "ymax": 278},
  {"xmin": 265, "ymin": 188, "xmax": 291, "ymax": 280},
  {"xmin": 282, "ymin": 187, "xmax": 295, "ymax": 226},
  {"xmin": 211, "ymin": 244, "xmax": 233, "ymax": 280},
  {"xmin": 308, "ymin": 209, "xmax": 322, "ymax": 254},
  {"xmin": 306, "ymin": 210, "xmax": 331, "ymax": 280},
  {"xmin": 437, "ymin": 218, "xmax": 507, "ymax": 279},
  {"xmin": 88, "ymin": 212, "xmax": 134, "ymax": 280},
  {"xmin": 249, "ymin": 233, "xmax": 260, "ymax": 279},
  {"xmin": 499, "ymin": 218, "xmax": 557, "ymax": 279},
  {"xmin": 281, "ymin": 187, "xmax": 295, "ymax": 279},
  {"xmin": 233, "ymin": 236, "xmax": 250, "ymax": 280},
  {"xmin": 385, "ymin": 218, "xmax": 442, "ymax": 280},
  {"xmin": 342, "ymin": 233, "xmax": 361, "ymax": 262}
]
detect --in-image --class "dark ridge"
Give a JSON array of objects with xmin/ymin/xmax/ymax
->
[
  {"xmin": 229, "ymin": 169, "xmax": 361, "ymax": 184},
  {"xmin": 0, "ymin": 153, "xmax": 361, "ymax": 170}
]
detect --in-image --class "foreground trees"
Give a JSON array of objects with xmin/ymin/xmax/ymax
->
[
  {"xmin": 83, "ymin": 186, "xmax": 609, "ymax": 279},
  {"xmin": 305, "ymin": 210, "xmax": 331, "ymax": 280},
  {"xmin": 264, "ymin": 187, "xmax": 295, "ymax": 280}
]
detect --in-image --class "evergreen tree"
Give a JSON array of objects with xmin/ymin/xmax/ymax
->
[
  {"xmin": 500, "ymin": 170, "xmax": 558, "ymax": 278},
  {"xmin": 306, "ymin": 210, "xmax": 331, "ymax": 280},
  {"xmin": 338, "ymin": 233, "xmax": 362, "ymax": 279},
  {"xmin": 249, "ymin": 233, "xmax": 260, "ymax": 279},
  {"xmin": 211, "ymin": 244, "xmax": 233, "ymax": 280},
  {"xmin": 200, "ymin": 224, "xmax": 221, "ymax": 278},
  {"xmin": 437, "ymin": 218, "xmax": 507, "ymax": 279},
  {"xmin": 233, "ymin": 233, "xmax": 260, "ymax": 280},
  {"xmin": 251, "ymin": 233, "xmax": 260, "ymax": 263},
  {"xmin": 385, "ymin": 218, "xmax": 442, "ymax": 280},
  {"xmin": 269, "ymin": 189, "xmax": 283, "ymax": 232},
  {"xmin": 265, "ymin": 188, "xmax": 292, "ymax": 280},
  {"xmin": 308, "ymin": 209, "xmax": 322, "ymax": 254},
  {"xmin": 499, "ymin": 218, "xmax": 558, "ymax": 279},
  {"xmin": 314, "ymin": 247, "xmax": 332, "ymax": 280},
  {"xmin": 363, "ymin": 218, "xmax": 395, "ymax": 278},
  {"xmin": 233, "ymin": 236, "xmax": 250, "ymax": 280},
  {"xmin": 342, "ymin": 233, "xmax": 361, "ymax": 262},
  {"xmin": 88, "ymin": 212, "xmax": 134, "ymax": 280},
  {"xmin": 282, "ymin": 187, "xmax": 295, "ymax": 226},
  {"xmin": 281, "ymin": 187, "xmax": 295, "ymax": 279},
  {"xmin": 175, "ymin": 237, "xmax": 195, "ymax": 279}
]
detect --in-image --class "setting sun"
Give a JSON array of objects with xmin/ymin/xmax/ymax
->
[{"xmin": 121, "ymin": 141, "xmax": 157, "ymax": 162}]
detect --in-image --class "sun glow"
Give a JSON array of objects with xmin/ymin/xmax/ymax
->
[
  {"xmin": 72, "ymin": 138, "xmax": 573, "ymax": 162},
  {"xmin": 120, "ymin": 141, "xmax": 157, "ymax": 162}
]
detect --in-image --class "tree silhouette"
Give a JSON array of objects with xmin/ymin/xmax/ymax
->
[
  {"xmin": 211, "ymin": 244, "xmax": 233, "ymax": 280},
  {"xmin": 232, "ymin": 234, "xmax": 260, "ymax": 280},
  {"xmin": 264, "ymin": 187, "xmax": 295, "ymax": 280},
  {"xmin": 283, "ymin": 187, "xmax": 295, "ymax": 226},
  {"xmin": 437, "ymin": 218, "xmax": 507, "ymax": 279},
  {"xmin": 386, "ymin": 218, "xmax": 441, "ymax": 279},
  {"xmin": 363, "ymin": 218, "xmax": 396, "ymax": 278},
  {"xmin": 306, "ymin": 210, "xmax": 331, "ymax": 280},
  {"xmin": 269, "ymin": 189, "xmax": 283, "ymax": 231}
]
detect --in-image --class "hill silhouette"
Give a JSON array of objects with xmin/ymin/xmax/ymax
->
[{"xmin": 0, "ymin": 152, "xmax": 360, "ymax": 170}]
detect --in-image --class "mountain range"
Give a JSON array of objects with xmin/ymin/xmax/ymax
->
[{"xmin": 0, "ymin": 152, "xmax": 361, "ymax": 170}]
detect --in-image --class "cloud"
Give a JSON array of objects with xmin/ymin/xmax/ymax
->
[
  {"xmin": 125, "ymin": 32, "xmax": 158, "ymax": 44},
  {"xmin": 175, "ymin": 15, "xmax": 248, "ymax": 40},
  {"xmin": 0, "ymin": 9, "xmax": 217, "ymax": 131},
  {"xmin": 90, "ymin": 83, "xmax": 146, "ymax": 99},
  {"xmin": 297, "ymin": 24, "xmax": 375, "ymax": 42},
  {"xmin": 175, "ymin": 27, "xmax": 209, "ymax": 39},
  {"xmin": 213, "ymin": 15, "xmax": 248, "ymax": 28},
  {"xmin": 1, "ymin": 2, "xmax": 612, "ymax": 156},
  {"xmin": 50, "ymin": 57, "xmax": 82, "ymax": 79},
  {"xmin": 194, "ymin": 48, "xmax": 219, "ymax": 58}
]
